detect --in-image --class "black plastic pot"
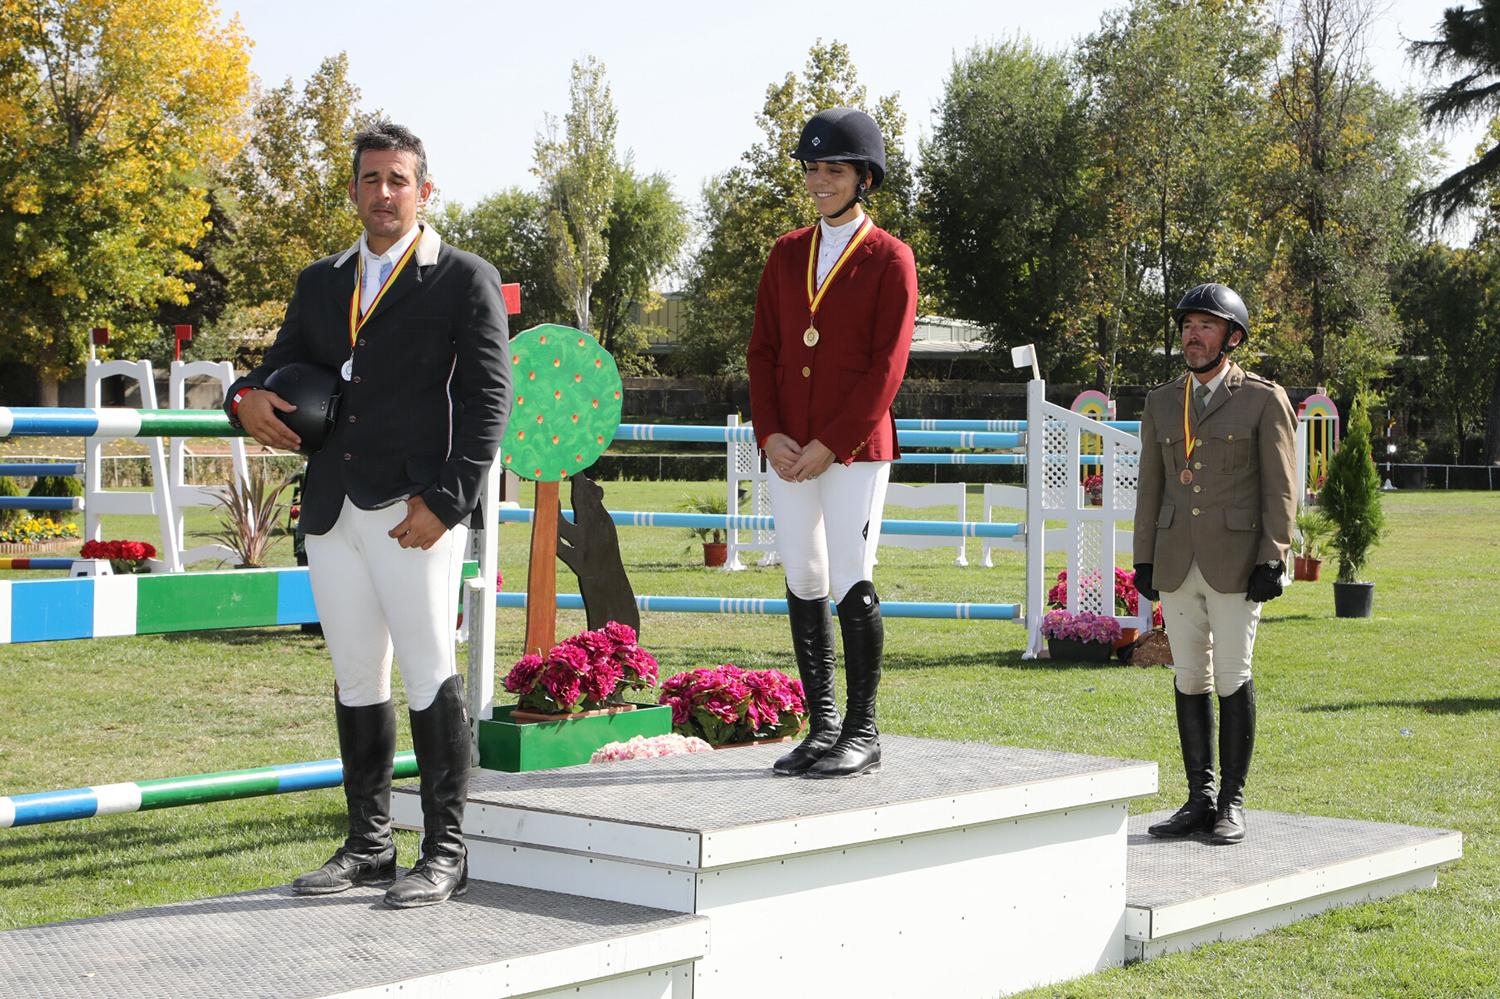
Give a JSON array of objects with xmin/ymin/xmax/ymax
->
[{"xmin": 1333, "ymin": 581, "xmax": 1374, "ymax": 618}]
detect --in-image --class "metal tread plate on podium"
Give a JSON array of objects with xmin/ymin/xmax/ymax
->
[
  {"xmin": 1124, "ymin": 809, "xmax": 1462, "ymax": 960},
  {"xmin": 0, "ymin": 879, "xmax": 709, "ymax": 999},
  {"xmin": 395, "ymin": 735, "xmax": 1158, "ymax": 869}
]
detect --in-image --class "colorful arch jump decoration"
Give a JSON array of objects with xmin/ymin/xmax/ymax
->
[{"xmin": 1299, "ymin": 393, "xmax": 1340, "ymax": 494}]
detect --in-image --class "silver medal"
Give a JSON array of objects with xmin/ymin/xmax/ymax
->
[{"xmin": 340, "ymin": 357, "xmax": 354, "ymax": 381}]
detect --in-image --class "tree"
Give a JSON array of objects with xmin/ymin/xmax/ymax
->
[
  {"xmin": 1319, "ymin": 392, "xmax": 1383, "ymax": 584},
  {"xmin": 1080, "ymin": 0, "xmax": 1276, "ymax": 382},
  {"xmin": 918, "ymin": 41, "xmax": 1099, "ymax": 382},
  {"xmin": 222, "ymin": 53, "xmax": 368, "ymax": 314},
  {"xmin": 1254, "ymin": 0, "xmax": 1427, "ymax": 392},
  {"xmin": 678, "ymin": 40, "xmax": 915, "ymax": 376},
  {"xmin": 438, "ymin": 188, "xmax": 571, "ymax": 328},
  {"xmin": 1411, "ymin": 1, "xmax": 1500, "ymax": 462},
  {"xmin": 1411, "ymin": 0, "xmax": 1500, "ymax": 219},
  {"xmin": 1392, "ymin": 242, "xmax": 1500, "ymax": 462},
  {"xmin": 534, "ymin": 56, "xmax": 618, "ymax": 333},
  {"xmin": 0, "ymin": 0, "xmax": 251, "ymax": 401},
  {"xmin": 590, "ymin": 168, "xmax": 687, "ymax": 373}
]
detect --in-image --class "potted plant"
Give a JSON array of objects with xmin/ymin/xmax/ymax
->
[
  {"xmin": 503, "ymin": 621, "xmax": 660, "ymax": 718},
  {"xmin": 208, "ymin": 463, "xmax": 297, "ymax": 568},
  {"xmin": 1041, "ymin": 609, "xmax": 1122, "ymax": 663},
  {"xmin": 1292, "ymin": 507, "xmax": 1333, "ymax": 582},
  {"xmin": 1318, "ymin": 394, "xmax": 1384, "ymax": 618},
  {"xmin": 79, "ymin": 539, "xmax": 157, "ymax": 574},
  {"xmin": 679, "ymin": 491, "xmax": 729, "ymax": 567},
  {"xmin": 485, "ymin": 622, "xmax": 672, "ymax": 772},
  {"xmin": 1047, "ymin": 566, "xmax": 1163, "ymax": 647},
  {"xmin": 1082, "ymin": 471, "xmax": 1104, "ymax": 506},
  {"xmin": 658, "ymin": 664, "xmax": 807, "ymax": 747}
]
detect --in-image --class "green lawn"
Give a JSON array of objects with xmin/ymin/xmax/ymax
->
[{"xmin": 1, "ymin": 486, "xmax": 1497, "ymax": 998}]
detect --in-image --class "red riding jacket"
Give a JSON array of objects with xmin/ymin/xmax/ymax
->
[{"xmin": 746, "ymin": 222, "xmax": 917, "ymax": 463}]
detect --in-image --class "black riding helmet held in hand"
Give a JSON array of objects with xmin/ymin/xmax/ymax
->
[
  {"xmin": 263, "ymin": 362, "xmax": 342, "ymax": 456},
  {"xmin": 793, "ymin": 107, "xmax": 887, "ymax": 217},
  {"xmin": 1174, "ymin": 283, "xmax": 1250, "ymax": 374}
]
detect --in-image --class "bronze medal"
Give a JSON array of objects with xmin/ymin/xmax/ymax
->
[
  {"xmin": 1180, "ymin": 468, "xmax": 1194, "ymax": 485},
  {"xmin": 803, "ymin": 326, "xmax": 820, "ymax": 347}
]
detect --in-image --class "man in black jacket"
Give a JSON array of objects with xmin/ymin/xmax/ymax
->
[{"xmin": 227, "ymin": 122, "xmax": 511, "ymax": 907}]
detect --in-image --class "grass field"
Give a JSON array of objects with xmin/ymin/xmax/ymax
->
[{"xmin": 1, "ymin": 484, "xmax": 1497, "ymax": 998}]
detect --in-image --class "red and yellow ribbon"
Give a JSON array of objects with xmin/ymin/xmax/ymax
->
[
  {"xmin": 347, "ymin": 230, "xmax": 422, "ymax": 347},
  {"xmin": 805, "ymin": 215, "xmax": 874, "ymax": 329},
  {"xmin": 1182, "ymin": 376, "xmax": 1200, "ymax": 464}
]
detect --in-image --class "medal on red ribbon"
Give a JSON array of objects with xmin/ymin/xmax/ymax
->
[
  {"xmin": 803, "ymin": 216, "xmax": 874, "ymax": 349},
  {"xmin": 345, "ymin": 229, "xmax": 422, "ymax": 379}
]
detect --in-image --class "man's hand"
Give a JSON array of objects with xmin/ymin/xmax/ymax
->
[
  {"xmin": 763, "ymin": 433, "xmax": 804, "ymax": 482},
  {"xmin": 1133, "ymin": 563, "xmax": 1158, "ymax": 602},
  {"xmin": 237, "ymin": 389, "xmax": 302, "ymax": 452},
  {"xmin": 787, "ymin": 439, "xmax": 836, "ymax": 481},
  {"xmin": 389, "ymin": 495, "xmax": 448, "ymax": 550},
  {"xmin": 1246, "ymin": 562, "xmax": 1285, "ymax": 603}
]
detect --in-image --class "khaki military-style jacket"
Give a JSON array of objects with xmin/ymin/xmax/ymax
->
[{"xmin": 1132, "ymin": 361, "xmax": 1298, "ymax": 594}]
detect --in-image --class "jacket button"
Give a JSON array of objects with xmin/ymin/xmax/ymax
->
[
  {"xmin": 1191, "ymin": 507, "xmax": 1201, "ymax": 516},
  {"xmin": 1193, "ymin": 461, "xmax": 1202, "ymax": 470},
  {"xmin": 1193, "ymin": 485, "xmax": 1201, "ymax": 493},
  {"xmin": 343, "ymin": 453, "xmax": 352, "ymax": 461},
  {"xmin": 348, "ymin": 415, "xmax": 357, "ymax": 424},
  {"xmin": 1227, "ymin": 433, "xmax": 1235, "ymax": 441},
  {"xmin": 802, "ymin": 366, "xmax": 811, "ymax": 378},
  {"xmin": 1194, "ymin": 438, "xmax": 1203, "ymax": 447},
  {"xmin": 352, "ymin": 375, "xmax": 362, "ymax": 384},
  {"xmin": 357, "ymin": 338, "xmax": 367, "ymax": 347}
]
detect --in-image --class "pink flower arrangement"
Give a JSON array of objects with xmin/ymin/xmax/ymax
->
[
  {"xmin": 658, "ymin": 664, "xmax": 807, "ymax": 746},
  {"xmin": 589, "ymin": 733, "xmax": 714, "ymax": 763},
  {"xmin": 503, "ymin": 621, "xmax": 659, "ymax": 714},
  {"xmin": 80, "ymin": 539, "xmax": 157, "ymax": 573},
  {"xmin": 1048, "ymin": 567, "xmax": 1164, "ymax": 628},
  {"xmin": 1041, "ymin": 609, "xmax": 1123, "ymax": 644}
]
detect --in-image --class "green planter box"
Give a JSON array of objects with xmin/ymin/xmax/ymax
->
[{"xmin": 478, "ymin": 703, "xmax": 673, "ymax": 772}]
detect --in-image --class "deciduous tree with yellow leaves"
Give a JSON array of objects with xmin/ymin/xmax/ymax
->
[{"xmin": 0, "ymin": 0, "xmax": 250, "ymax": 402}]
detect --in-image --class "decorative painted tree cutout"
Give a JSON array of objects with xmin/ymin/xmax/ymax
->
[{"xmin": 506, "ymin": 324, "xmax": 624, "ymax": 656}]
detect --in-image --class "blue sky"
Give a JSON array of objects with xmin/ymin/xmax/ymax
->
[{"xmin": 224, "ymin": 0, "xmax": 1479, "ymax": 212}]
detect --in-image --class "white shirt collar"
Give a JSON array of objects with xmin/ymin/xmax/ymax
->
[{"xmin": 360, "ymin": 222, "xmax": 422, "ymax": 266}]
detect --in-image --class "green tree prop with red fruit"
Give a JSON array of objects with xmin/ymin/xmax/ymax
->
[{"xmin": 506, "ymin": 325, "xmax": 624, "ymax": 655}]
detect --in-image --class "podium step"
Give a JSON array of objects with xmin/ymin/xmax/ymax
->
[
  {"xmin": 396, "ymin": 735, "xmax": 1160, "ymax": 998},
  {"xmin": 0, "ymin": 879, "xmax": 708, "ymax": 999},
  {"xmin": 1124, "ymin": 810, "xmax": 1462, "ymax": 961}
]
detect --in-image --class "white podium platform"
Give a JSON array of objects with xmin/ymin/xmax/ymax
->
[
  {"xmin": 1124, "ymin": 809, "xmax": 1463, "ymax": 961},
  {"xmin": 394, "ymin": 735, "xmax": 1159, "ymax": 998},
  {"xmin": 0, "ymin": 879, "xmax": 708, "ymax": 999}
]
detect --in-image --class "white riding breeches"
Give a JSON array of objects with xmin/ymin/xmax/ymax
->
[
  {"xmin": 306, "ymin": 497, "xmax": 468, "ymax": 711},
  {"xmin": 766, "ymin": 461, "xmax": 891, "ymax": 604},
  {"xmin": 1160, "ymin": 559, "xmax": 1261, "ymax": 697}
]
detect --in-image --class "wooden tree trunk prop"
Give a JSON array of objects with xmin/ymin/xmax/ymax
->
[
  {"xmin": 506, "ymin": 326, "xmax": 624, "ymax": 656},
  {"xmin": 524, "ymin": 481, "xmax": 560, "ymax": 656}
]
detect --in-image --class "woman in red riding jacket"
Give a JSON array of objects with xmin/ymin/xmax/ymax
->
[{"xmin": 746, "ymin": 107, "xmax": 918, "ymax": 779}]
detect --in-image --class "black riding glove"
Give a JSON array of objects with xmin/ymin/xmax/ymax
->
[
  {"xmin": 1133, "ymin": 563, "xmax": 1158, "ymax": 602},
  {"xmin": 1246, "ymin": 562, "xmax": 1285, "ymax": 603}
]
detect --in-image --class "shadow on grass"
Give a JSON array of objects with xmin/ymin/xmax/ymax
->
[
  {"xmin": 1299, "ymin": 697, "xmax": 1500, "ymax": 715},
  {"xmin": 158, "ymin": 628, "xmax": 324, "ymax": 647},
  {"xmin": 0, "ymin": 809, "xmax": 341, "ymax": 889}
]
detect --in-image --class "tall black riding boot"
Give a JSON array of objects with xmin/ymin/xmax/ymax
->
[
  {"xmin": 773, "ymin": 590, "xmax": 842, "ymax": 776},
  {"xmin": 1147, "ymin": 686, "xmax": 1218, "ymax": 838},
  {"xmin": 385, "ymin": 675, "xmax": 470, "ymax": 907},
  {"xmin": 292, "ymin": 698, "xmax": 397, "ymax": 894},
  {"xmin": 807, "ymin": 581, "xmax": 883, "ymax": 779},
  {"xmin": 1211, "ymin": 678, "xmax": 1256, "ymax": 845}
]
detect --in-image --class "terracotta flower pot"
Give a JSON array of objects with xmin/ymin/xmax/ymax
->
[
  {"xmin": 1293, "ymin": 555, "xmax": 1322, "ymax": 581},
  {"xmin": 703, "ymin": 541, "xmax": 728, "ymax": 567},
  {"xmin": 1112, "ymin": 627, "xmax": 1140, "ymax": 652}
]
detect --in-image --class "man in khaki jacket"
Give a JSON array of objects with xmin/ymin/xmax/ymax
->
[{"xmin": 1133, "ymin": 283, "xmax": 1297, "ymax": 845}]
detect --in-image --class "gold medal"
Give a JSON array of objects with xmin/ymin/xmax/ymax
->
[
  {"xmin": 1180, "ymin": 468, "xmax": 1194, "ymax": 485},
  {"xmin": 803, "ymin": 326, "xmax": 820, "ymax": 347}
]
